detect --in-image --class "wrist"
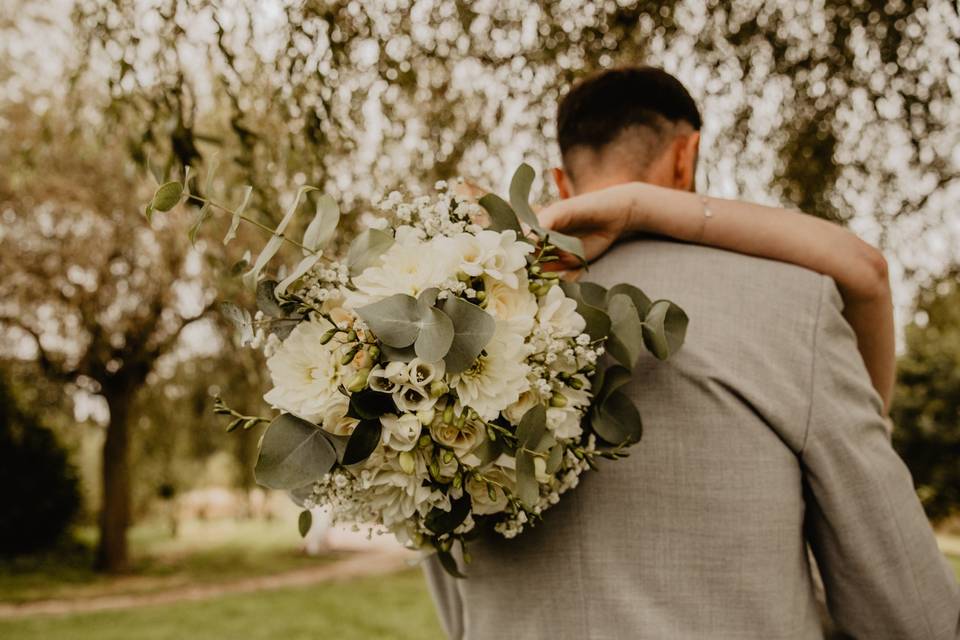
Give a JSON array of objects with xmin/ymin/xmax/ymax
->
[{"xmin": 623, "ymin": 182, "xmax": 651, "ymax": 232}]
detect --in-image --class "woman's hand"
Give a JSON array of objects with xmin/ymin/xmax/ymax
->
[{"xmin": 537, "ymin": 184, "xmax": 640, "ymax": 267}]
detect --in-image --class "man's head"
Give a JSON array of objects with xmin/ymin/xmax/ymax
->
[{"xmin": 553, "ymin": 66, "xmax": 702, "ymax": 197}]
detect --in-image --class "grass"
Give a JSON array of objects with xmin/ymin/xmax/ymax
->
[
  {"xmin": 0, "ymin": 569, "xmax": 445, "ymax": 640},
  {"xmin": 0, "ymin": 518, "xmax": 342, "ymax": 604}
]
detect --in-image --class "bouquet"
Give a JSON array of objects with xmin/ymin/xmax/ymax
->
[{"xmin": 146, "ymin": 164, "xmax": 688, "ymax": 576}]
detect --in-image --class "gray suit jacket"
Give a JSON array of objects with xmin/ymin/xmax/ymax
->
[{"xmin": 424, "ymin": 239, "xmax": 960, "ymax": 640}]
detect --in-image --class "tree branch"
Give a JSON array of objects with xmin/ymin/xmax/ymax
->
[{"xmin": 0, "ymin": 316, "xmax": 76, "ymax": 383}]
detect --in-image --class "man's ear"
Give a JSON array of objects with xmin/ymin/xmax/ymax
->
[
  {"xmin": 552, "ymin": 167, "xmax": 574, "ymax": 199},
  {"xmin": 673, "ymin": 131, "xmax": 701, "ymax": 192}
]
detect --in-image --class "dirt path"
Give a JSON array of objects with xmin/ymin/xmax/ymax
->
[{"xmin": 0, "ymin": 549, "xmax": 416, "ymax": 620}]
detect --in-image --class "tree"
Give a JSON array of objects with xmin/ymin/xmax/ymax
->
[
  {"xmin": 0, "ymin": 101, "xmax": 217, "ymax": 572},
  {"xmin": 891, "ymin": 269, "xmax": 960, "ymax": 523}
]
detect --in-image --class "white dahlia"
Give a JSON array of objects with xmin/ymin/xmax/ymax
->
[
  {"xmin": 263, "ymin": 319, "xmax": 351, "ymax": 424},
  {"xmin": 451, "ymin": 323, "xmax": 531, "ymax": 421}
]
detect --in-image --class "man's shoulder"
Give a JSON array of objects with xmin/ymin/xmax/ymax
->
[{"xmin": 587, "ymin": 237, "xmax": 832, "ymax": 315}]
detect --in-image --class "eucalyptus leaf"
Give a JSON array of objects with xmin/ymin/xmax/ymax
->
[
  {"xmin": 594, "ymin": 364, "xmax": 633, "ymax": 405},
  {"xmin": 514, "ymin": 450, "xmax": 539, "ymax": 507},
  {"xmin": 470, "ymin": 434, "xmax": 503, "ymax": 468},
  {"xmin": 577, "ymin": 282, "xmax": 608, "ymax": 308},
  {"xmin": 298, "ymin": 509, "xmax": 313, "ymax": 538},
  {"xmin": 380, "ymin": 343, "xmax": 417, "ymax": 362},
  {"xmin": 425, "ymin": 494, "xmax": 472, "ymax": 535},
  {"xmin": 591, "ymin": 390, "xmax": 643, "ymax": 446},
  {"xmin": 606, "ymin": 293, "xmax": 644, "ymax": 369},
  {"xmin": 546, "ymin": 230, "xmax": 586, "ymax": 264},
  {"xmin": 275, "ymin": 254, "xmax": 323, "ymax": 297},
  {"xmin": 256, "ymin": 279, "xmax": 285, "ymax": 318},
  {"xmin": 341, "ymin": 419, "xmax": 382, "ymax": 465},
  {"xmin": 220, "ymin": 302, "xmax": 254, "ymax": 346},
  {"xmin": 642, "ymin": 300, "xmax": 689, "ymax": 360},
  {"xmin": 254, "ymin": 414, "xmax": 337, "ymax": 491},
  {"xmin": 545, "ymin": 444, "xmax": 564, "ymax": 474},
  {"xmin": 516, "ymin": 404, "xmax": 547, "ymax": 451},
  {"xmin": 607, "ymin": 283, "xmax": 653, "ymax": 318},
  {"xmin": 151, "ymin": 181, "xmax": 183, "ymax": 213},
  {"xmin": 189, "ymin": 155, "xmax": 219, "ymax": 245},
  {"xmin": 303, "ymin": 194, "xmax": 340, "ymax": 253},
  {"xmin": 356, "ymin": 294, "xmax": 421, "ymax": 347},
  {"xmin": 242, "ymin": 185, "xmax": 317, "ymax": 288},
  {"xmin": 223, "ymin": 185, "xmax": 253, "ymax": 245},
  {"xmin": 561, "ymin": 282, "xmax": 612, "ymax": 342},
  {"xmin": 508, "ymin": 163, "xmax": 544, "ymax": 232},
  {"xmin": 347, "ymin": 228, "xmax": 394, "ymax": 276},
  {"xmin": 415, "ymin": 305, "xmax": 455, "ymax": 362},
  {"xmin": 441, "ymin": 296, "xmax": 496, "ymax": 374},
  {"xmin": 478, "ymin": 193, "xmax": 523, "ymax": 234}
]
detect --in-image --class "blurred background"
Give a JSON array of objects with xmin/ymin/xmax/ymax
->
[{"xmin": 0, "ymin": 1, "xmax": 958, "ymax": 638}]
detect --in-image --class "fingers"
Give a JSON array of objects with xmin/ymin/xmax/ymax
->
[{"xmin": 537, "ymin": 200, "xmax": 571, "ymax": 231}]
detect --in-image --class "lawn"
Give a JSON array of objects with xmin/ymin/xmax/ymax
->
[
  {"xmin": 0, "ymin": 518, "xmax": 342, "ymax": 604},
  {"xmin": 0, "ymin": 569, "xmax": 445, "ymax": 640}
]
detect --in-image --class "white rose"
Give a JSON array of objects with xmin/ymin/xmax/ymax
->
[
  {"xmin": 451, "ymin": 230, "xmax": 533, "ymax": 289},
  {"xmin": 380, "ymin": 413, "xmax": 422, "ymax": 452},
  {"xmin": 537, "ymin": 284, "xmax": 586, "ymax": 338},
  {"xmin": 483, "ymin": 274, "xmax": 538, "ymax": 335},
  {"xmin": 429, "ymin": 420, "xmax": 484, "ymax": 458},
  {"xmin": 465, "ymin": 469, "xmax": 511, "ymax": 515}
]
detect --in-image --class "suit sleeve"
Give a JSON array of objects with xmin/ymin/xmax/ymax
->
[
  {"xmin": 422, "ymin": 554, "xmax": 465, "ymax": 639},
  {"xmin": 801, "ymin": 277, "xmax": 960, "ymax": 640}
]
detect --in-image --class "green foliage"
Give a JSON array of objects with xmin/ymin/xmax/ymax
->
[
  {"xmin": 297, "ymin": 510, "xmax": 312, "ymax": 538},
  {"xmin": 642, "ymin": 300, "xmax": 690, "ymax": 361},
  {"xmin": 0, "ymin": 371, "xmax": 80, "ymax": 556},
  {"xmin": 438, "ymin": 295, "xmax": 497, "ymax": 374},
  {"xmin": 254, "ymin": 414, "xmax": 338, "ymax": 491},
  {"xmin": 891, "ymin": 271, "xmax": 960, "ymax": 523},
  {"xmin": 347, "ymin": 229, "xmax": 395, "ymax": 276},
  {"xmin": 341, "ymin": 420, "xmax": 383, "ymax": 466}
]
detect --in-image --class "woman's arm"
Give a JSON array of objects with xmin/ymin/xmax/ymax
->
[{"xmin": 537, "ymin": 182, "xmax": 895, "ymax": 412}]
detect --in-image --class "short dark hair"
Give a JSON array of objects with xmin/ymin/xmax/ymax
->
[{"xmin": 557, "ymin": 66, "xmax": 701, "ymax": 177}]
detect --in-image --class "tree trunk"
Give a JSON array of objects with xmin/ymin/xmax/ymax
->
[{"xmin": 95, "ymin": 388, "xmax": 132, "ymax": 573}]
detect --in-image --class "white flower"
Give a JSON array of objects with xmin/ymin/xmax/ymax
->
[
  {"xmin": 320, "ymin": 395, "xmax": 359, "ymax": 436},
  {"xmin": 465, "ymin": 469, "xmax": 511, "ymax": 515},
  {"xmin": 380, "ymin": 413, "xmax": 422, "ymax": 452},
  {"xmin": 451, "ymin": 323, "xmax": 531, "ymax": 421},
  {"xmin": 429, "ymin": 419, "xmax": 484, "ymax": 457},
  {"xmin": 393, "ymin": 385, "xmax": 436, "ymax": 413},
  {"xmin": 451, "ymin": 230, "xmax": 532, "ymax": 289},
  {"xmin": 347, "ymin": 229, "xmax": 460, "ymax": 305},
  {"xmin": 406, "ymin": 358, "xmax": 444, "ymax": 386},
  {"xmin": 503, "ymin": 389, "xmax": 541, "ymax": 426},
  {"xmin": 368, "ymin": 361, "xmax": 408, "ymax": 393},
  {"xmin": 483, "ymin": 273, "xmax": 538, "ymax": 335},
  {"xmin": 263, "ymin": 319, "xmax": 349, "ymax": 424},
  {"xmin": 537, "ymin": 285, "xmax": 586, "ymax": 338}
]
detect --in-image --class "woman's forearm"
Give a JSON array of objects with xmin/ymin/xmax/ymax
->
[{"xmin": 624, "ymin": 182, "xmax": 895, "ymax": 411}]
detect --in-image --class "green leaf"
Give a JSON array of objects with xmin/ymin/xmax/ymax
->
[
  {"xmin": 606, "ymin": 293, "xmax": 645, "ymax": 369},
  {"xmin": 189, "ymin": 156, "xmax": 219, "ymax": 245},
  {"xmin": 256, "ymin": 279, "xmax": 285, "ymax": 318},
  {"xmin": 356, "ymin": 294, "xmax": 421, "ymax": 347},
  {"xmin": 436, "ymin": 549, "xmax": 466, "ymax": 579},
  {"xmin": 425, "ymin": 494, "xmax": 472, "ymax": 535},
  {"xmin": 514, "ymin": 450, "xmax": 539, "ymax": 507},
  {"xmin": 560, "ymin": 282, "xmax": 611, "ymax": 342},
  {"xmin": 545, "ymin": 444, "xmax": 563, "ymax": 474},
  {"xmin": 440, "ymin": 296, "xmax": 497, "ymax": 374},
  {"xmin": 275, "ymin": 254, "xmax": 323, "ymax": 297},
  {"xmin": 415, "ymin": 305, "xmax": 455, "ymax": 362},
  {"xmin": 594, "ymin": 364, "xmax": 633, "ymax": 405},
  {"xmin": 380, "ymin": 343, "xmax": 417, "ymax": 362},
  {"xmin": 470, "ymin": 434, "xmax": 503, "ymax": 468},
  {"xmin": 220, "ymin": 302, "xmax": 254, "ymax": 345},
  {"xmin": 151, "ymin": 181, "xmax": 184, "ymax": 213},
  {"xmin": 346, "ymin": 389, "xmax": 396, "ymax": 421},
  {"xmin": 303, "ymin": 194, "xmax": 340, "ymax": 253},
  {"xmin": 242, "ymin": 185, "xmax": 317, "ymax": 288},
  {"xmin": 590, "ymin": 390, "xmax": 643, "ymax": 446},
  {"xmin": 577, "ymin": 282, "xmax": 608, "ymax": 308},
  {"xmin": 642, "ymin": 300, "xmax": 689, "ymax": 360},
  {"xmin": 606, "ymin": 283, "xmax": 653, "ymax": 318},
  {"xmin": 223, "ymin": 185, "xmax": 253, "ymax": 245},
  {"xmin": 516, "ymin": 404, "xmax": 547, "ymax": 451},
  {"xmin": 547, "ymin": 230, "xmax": 586, "ymax": 264},
  {"xmin": 341, "ymin": 419, "xmax": 382, "ymax": 465},
  {"xmin": 298, "ymin": 509, "xmax": 313, "ymax": 538},
  {"xmin": 347, "ymin": 228, "xmax": 394, "ymax": 276},
  {"xmin": 508, "ymin": 163, "xmax": 544, "ymax": 232},
  {"xmin": 478, "ymin": 193, "xmax": 523, "ymax": 234},
  {"xmin": 254, "ymin": 414, "xmax": 337, "ymax": 491}
]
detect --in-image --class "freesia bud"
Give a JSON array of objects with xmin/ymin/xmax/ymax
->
[
  {"xmin": 398, "ymin": 451, "xmax": 416, "ymax": 474},
  {"xmin": 429, "ymin": 380, "xmax": 448, "ymax": 397},
  {"xmin": 347, "ymin": 368, "xmax": 370, "ymax": 392},
  {"xmin": 319, "ymin": 328, "xmax": 337, "ymax": 344},
  {"xmin": 417, "ymin": 408, "xmax": 435, "ymax": 425},
  {"xmin": 550, "ymin": 393, "xmax": 568, "ymax": 408}
]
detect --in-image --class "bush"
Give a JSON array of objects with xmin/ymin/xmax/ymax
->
[
  {"xmin": 0, "ymin": 373, "xmax": 81, "ymax": 555},
  {"xmin": 891, "ymin": 272, "xmax": 960, "ymax": 523}
]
